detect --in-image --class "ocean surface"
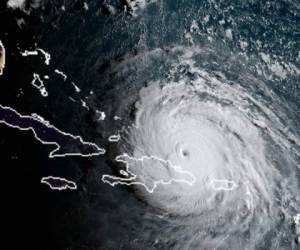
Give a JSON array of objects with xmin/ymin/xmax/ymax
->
[{"xmin": 1, "ymin": 0, "xmax": 300, "ymax": 249}]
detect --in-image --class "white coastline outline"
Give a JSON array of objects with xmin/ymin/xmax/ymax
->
[
  {"xmin": 101, "ymin": 153, "xmax": 196, "ymax": 193},
  {"xmin": 54, "ymin": 69, "xmax": 67, "ymax": 81},
  {"xmin": 20, "ymin": 48, "xmax": 51, "ymax": 65},
  {"xmin": 108, "ymin": 134, "xmax": 121, "ymax": 142},
  {"xmin": 71, "ymin": 82, "xmax": 81, "ymax": 93},
  {"xmin": 0, "ymin": 104, "xmax": 106, "ymax": 158},
  {"xmin": 41, "ymin": 176, "xmax": 77, "ymax": 191},
  {"xmin": 31, "ymin": 73, "xmax": 48, "ymax": 97},
  {"xmin": 209, "ymin": 179, "xmax": 238, "ymax": 191}
]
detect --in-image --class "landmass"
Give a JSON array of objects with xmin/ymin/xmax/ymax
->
[
  {"xmin": 0, "ymin": 104, "xmax": 105, "ymax": 158},
  {"xmin": 41, "ymin": 176, "xmax": 77, "ymax": 190},
  {"xmin": 20, "ymin": 48, "xmax": 51, "ymax": 65},
  {"xmin": 54, "ymin": 69, "xmax": 67, "ymax": 81},
  {"xmin": 31, "ymin": 73, "xmax": 48, "ymax": 97},
  {"xmin": 108, "ymin": 134, "xmax": 120, "ymax": 142},
  {"xmin": 20, "ymin": 47, "xmax": 94, "ymax": 114},
  {"xmin": 101, "ymin": 154, "xmax": 196, "ymax": 193},
  {"xmin": 0, "ymin": 40, "xmax": 5, "ymax": 75},
  {"xmin": 210, "ymin": 179, "xmax": 238, "ymax": 191}
]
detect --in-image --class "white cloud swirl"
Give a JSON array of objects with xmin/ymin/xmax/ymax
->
[
  {"xmin": 113, "ymin": 47, "xmax": 300, "ymax": 247},
  {"xmin": 101, "ymin": 47, "xmax": 300, "ymax": 249}
]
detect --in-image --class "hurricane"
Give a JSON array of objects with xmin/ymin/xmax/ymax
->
[
  {"xmin": 2, "ymin": 0, "xmax": 300, "ymax": 249},
  {"xmin": 100, "ymin": 46, "xmax": 300, "ymax": 249}
]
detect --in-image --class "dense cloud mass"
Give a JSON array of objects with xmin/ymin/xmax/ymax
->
[
  {"xmin": 1, "ymin": 0, "xmax": 300, "ymax": 249},
  {"xmin": 7, "ymin": 0, "xmax": 42, "ymax": 11},
  {"xmin": 112, "ymin": 47, "xmax": 300, "ymax": 249}
]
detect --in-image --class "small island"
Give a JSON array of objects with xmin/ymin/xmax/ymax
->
[{"xmin": 41, "ymin": 176, "xmax": 77, "ymax": 191}]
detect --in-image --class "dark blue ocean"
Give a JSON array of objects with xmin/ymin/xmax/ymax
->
[{"xmin": 12, "ymin": 0, "xmax": 300, "ymax": 249}]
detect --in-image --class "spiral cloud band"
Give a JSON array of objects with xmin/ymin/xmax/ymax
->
[
  {"xmin": 102, "ymin": 47, "xmax": 300, "ymax": 247},
  {"xmin": 124, "ymin": 77, "xmax": 276, "ymax": 215}
]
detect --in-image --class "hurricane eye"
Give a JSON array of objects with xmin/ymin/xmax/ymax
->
[{"xmin": 182, "ymin": 149, "xmax": 189, "ymax": 157}]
